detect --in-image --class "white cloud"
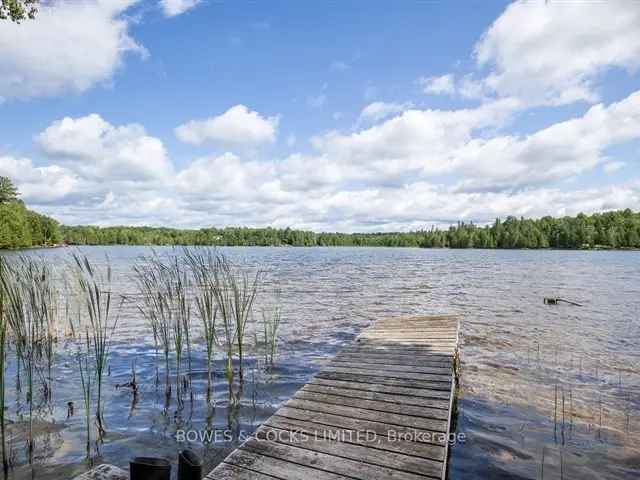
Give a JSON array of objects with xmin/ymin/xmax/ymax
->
[
  {"xmin": 452, "ymin": 91, "xmax": 640, "ymax": 191},
  {"xmin": 161, "ymin": 0, "xmax": 201, "ymax": 17},
  {"xmin": 10, "ymin": 89, "xmax": 640, "ymax": 230},
  {"xmin": 175, "ymin": 105, "xmax": 279, "ymax": 146},
  {"xmin": 309, "ymin": 98, "xmax": 521, "ymax": 184},
  {"xmin": 603, "ymin": 161, "xmax": 626, "ymax": 174},
  {"xmin": 0, "ymin": 0, "xmax": 146, "ymax": 100},
  {"xmin": 474, "ymin": 0, "xmax": 640, "ymax": 105},
  {"xmin": 419, "ymin": 74, "xmax": 455, "ymax": 95},
  {"xmin": 0, "ymin": 156, "xmax": 78, "ymax": 203},
  {"xmin": 358, "ymin": 101, "xmax": 413, "ymax": 125},
  {"xmin": 36, "ymin": 114, "xmax": 173, "ymax": 181}
]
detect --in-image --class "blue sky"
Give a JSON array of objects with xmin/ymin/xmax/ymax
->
[{"xmin": 1, "ymin": 0, "xmax": 639, "ymax": 231}]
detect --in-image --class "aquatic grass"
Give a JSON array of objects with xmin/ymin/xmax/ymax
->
[
  {"xmin": 213, "ymin": 254, "xmax": 261, "ymax": 380},
  {"xmin": 0, "ymin": 256, "xmax": 54, "ymax": 462},
  {"xmin": 0, "ymin": 258, "xmax": 8, "ymax": 474},
  {"xmin": 185, "ymin": 248, "xmax": 219, "ymax": 403},
  {"xmin": 133, "ymin": 254, "xmax": 173, "ymax": 396},
  {"xmin": 210, "ymin": 256, "xmax": 237, "ymax": 382},
  {"xmin": 77, "ymin": 330, "xmax": 93, "ymax": 458},
  {"xmin": 261, "ymin": 302, "xmax": 282, "ymax": 368},
  {"xmin": 170, "ymin": 257, "xmax": 193, "ymax": 400},
  {"xmin": 71, "ymin": 253, "xmax": 120, "ymax": 439}
]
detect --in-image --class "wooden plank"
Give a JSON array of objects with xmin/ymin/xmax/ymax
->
[
  {"xmin": 224, "ymin": 448, "xmax": 347, "ymax": 480},
  {"xmin": 348, "ymin": 344, "xmax": 455, "ymax": 353},
  {"xmin": 334, "ymin": 352, "xmax": 453, "ymax": 366},
  {"xmin": 309, "ymin": 377, "xmax": 452, "ymax": 400},
  {"xmin": 339, "ymin": 347, "xmax": 453, "ymax": 360},
  {"xmin": 294, "ymin": 390, "xmax": 450, "ymax": 420},
  {"xmin": 205, "ymin": 463, "xmax": 281, "ymax": 480},
  {"xmin": 245, "ymin": 435, "xmax": 438, "ymax": 480},
  {"xmin": 274, "ymin": 407, "xmax": 447, "ymax": 446},
  {"xmin": 206, "ymin": 315, "xmax": 460, "ymax": 480},
  {"xmin": 301, "ymin": 383, "xmax": 450, "ymax": 409},
  {"xmin": 329, "ymin": 360, "xmax": 451, "ymax": 375},
  {"xmin": 315, "ymin": 371, "xmax": 452, "ymax": 390},
  {"xmin": 255, "ymin": 426, "xmax": 444, "ymax": 479},
  {"xmin": 263, "ymin": 415, "xmax": 446, "ymax": 461},
  {"xmin": 321, "ymin": 366, "xmax": 451, "ymax": 382},
  {"xmin": 355, "ymin": 339, "xmax": 456, "ymax": 347},
  {"xmin": 285, "ymin": 398, "xmax": 448, "ymax": 432}
]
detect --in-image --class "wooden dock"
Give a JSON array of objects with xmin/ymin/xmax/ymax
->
[{"xmin": 206, "ymin": 315, "xmax": 461, "ymax": 480}]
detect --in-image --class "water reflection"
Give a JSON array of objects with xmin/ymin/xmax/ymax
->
[{"xmin": 0, "ymin": 246, "xmax": 637, "ymax": 479}]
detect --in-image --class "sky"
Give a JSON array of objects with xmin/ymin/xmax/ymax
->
[{"xmin": 1, "ymin": 0, "xmax": 639, "ymax": 232}]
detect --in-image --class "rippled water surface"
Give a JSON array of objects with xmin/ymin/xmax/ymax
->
[{"xmin": 1, "ymin": 246, "xmax": 639, "ymax": 479}]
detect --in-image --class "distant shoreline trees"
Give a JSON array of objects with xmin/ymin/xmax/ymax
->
[
  {"xmin": 0, "ymin": 174, "xmax": 638, "ymax": 250},
  {"xmin": 60, "ymin": 209, "xmax": 640, "ymax": 250}
]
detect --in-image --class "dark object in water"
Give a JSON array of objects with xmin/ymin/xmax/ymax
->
[
  {"xmin": 544, "ymin": 297, "xmax": 583, "ymax": 307},
  {"xmin": 178, "ymin": 450, "xmax": 203, "ymax": 480},
  {"xmin": 130, "ymin": 457, "xmax": 171, "ymax": 480}
]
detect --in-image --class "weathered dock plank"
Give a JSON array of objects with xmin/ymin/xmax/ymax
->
[{"xmin": 206, "ymin": 315, "xmax": 460, "ymax": 480}]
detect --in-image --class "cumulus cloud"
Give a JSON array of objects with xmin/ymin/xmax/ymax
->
[
  {"xmin": 9, "ymin": 0, "xmax": 640, "ymax": 231},
  {"xmin": 419, "ymin": 74, "xmax": 455, "ymax": 95},
  {"xmin": 358, "ymin": 101, "xmax": 414, "ymax": 125},
  {"xmin": 36, "ymin": 114, "xmax": 173, "ymax": 181},
  {"xmin": 0, "ymin": 0, "xmax": 146, "ymax": 100},
  {"xmin": 474, "ymin": 0, "xmax": 640, "ymax": 105},
  {"xmin": 161, "ymin": 0, "xmax": 201, "ymax": 17},
  {"xmin": 0, "ymin": 156, "xmax": 78, "ymax": 203},
  {"xmin": 175, "ymin": 105, "xmax": 279, "ymax": 146},
  {"xmin": 452, "ymin": 91, "xmax": 640, "ymax": 191},
  {"xmin": 11, "ymin": 88, "xmax": 640, "ymax": 231}
]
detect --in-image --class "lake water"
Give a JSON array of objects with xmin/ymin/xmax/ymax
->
[{"xmin": 0, "ymin": 246, "xmax": 638, "ymax": 479}]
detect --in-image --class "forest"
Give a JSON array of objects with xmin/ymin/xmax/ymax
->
[
  {"xmin": 0, "ymin": 177, "xmax": 61, "ymax": 249},
  {"xmin": 1, "ymin": 175, "xmax": 639, "ymax": 250},
  {"xmin": 61, "ymin": 209, "xmax": 640, "ymax": 250}
]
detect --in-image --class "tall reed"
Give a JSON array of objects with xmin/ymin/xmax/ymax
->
[
  {"xmin": 213, "ymin": 255, "xmax": 260, "ymax": 380},
  {"xmin": 0, "ymin": 256, "xmax": 53, "ymax": 461},
  {"xmin": 133, "ymin": 255, "xmax": 173, "ymax": 396},
  {"xmin": 0, "ymin": 258, "xmax": 8, "ymax": 474},
  {"xmin": 71, "ymin": 254, "xmax": 119, "ymax": 438},
  {"xmin": 261, "ymin": 304, "xmax": 282, "ymax": 368},
  {"xmin": 77, "ymin": 330, "xmax": 93, "ymax": 458},
  {"xmin": 167, "ymin": 258, "xmax": 192, "ymax": 399},
  {"xmin": 210, "ymin": 256, "xmax": 237, "ymax": 381},
  {"xmin": 185, "ymin": 248, "xmax": 219, "ymax": 403}
]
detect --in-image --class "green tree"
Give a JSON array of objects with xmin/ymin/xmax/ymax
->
[
  {"xmin": 0, "ymin": 177, "xmax": 18, "ymax": 204},
  {"xmin": 0, "ymin": 0, "xmax": 38, "ymax": 22}
]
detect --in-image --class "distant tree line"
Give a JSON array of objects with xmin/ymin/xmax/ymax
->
[
  {"xmin": 61, "ymin": 209, "xmax": 640, "ymax": 250},
  {"xmin": 1, "ymin": 174, "xmax": 639, "ymax": 250},
  {"xmin": 0, "ymin": 177, "xmax": 61, "ymax": 249}
]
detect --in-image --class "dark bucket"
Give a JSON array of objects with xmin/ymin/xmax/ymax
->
[
  {"xmin": 130, "ymin": 457, "xmax": 171, "ymax": 480},
  {"xmin": 178, "ymin": 449, "xmax": 203, "ymax": 480}
]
